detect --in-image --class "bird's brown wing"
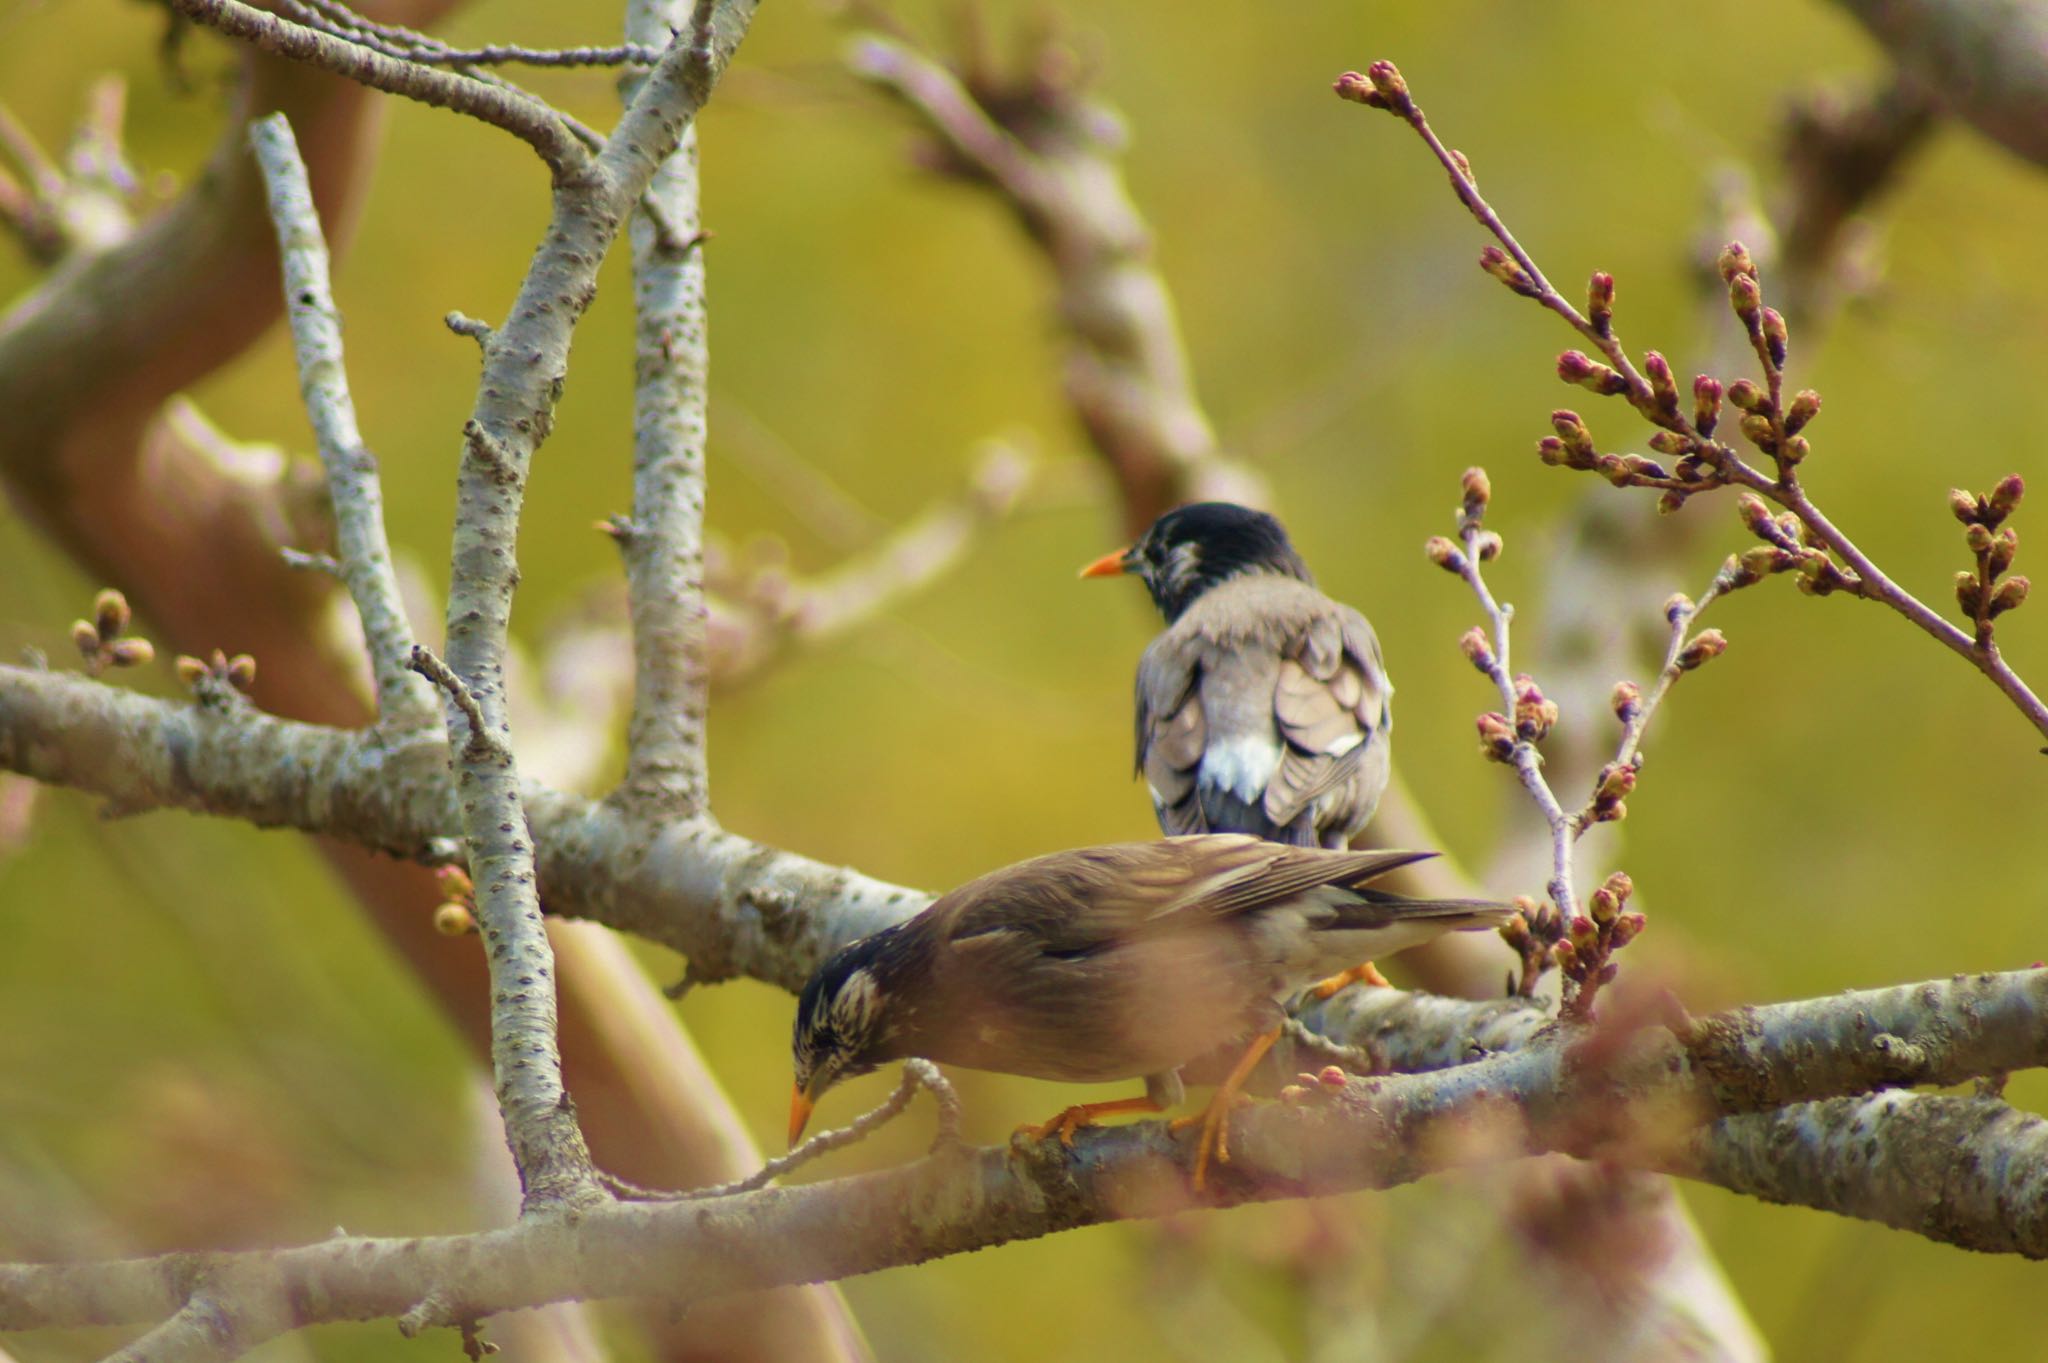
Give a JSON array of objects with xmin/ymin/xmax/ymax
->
[
  {"xmin": 933, "ymin": 836, "xmax": 1437, "ymax": 956},
  {"xmin": 1134, "ymin": 632, "xmax": 1209, "ymax": 835},
  {"xmin": 1264, "ymin": 605, "xmax": 1393, "ymax": 835}
]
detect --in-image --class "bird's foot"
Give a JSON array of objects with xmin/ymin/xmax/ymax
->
[
  {"xmin": 1016, "ymin": 1096, "xmax": 1162, "ymax": 1148},
  {"xmin": 1309, "ymin": 959, "xmax": 1391, "ymax": 1001},
  {"xmin": 1169, "ymin": 1091, "xmax": 1253, "ymax": 1188}
]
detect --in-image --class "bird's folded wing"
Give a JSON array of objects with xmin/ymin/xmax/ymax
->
[
  {"xmin": 1134, "ymin": 633, "xmax": 1209, "ymax": 834},
  {"xmin": 1264, "ymin": 607, "xmax": 1393, "ymax": 827}
]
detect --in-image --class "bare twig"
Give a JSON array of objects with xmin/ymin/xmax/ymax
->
[
  {"xmin": 610, "ymin": 1059, "xmax": 962, "ymax": 1201},
  {"xmin": 249, "ymin": 113, "xmax": 435, "ymax": 731},
  {"xmin": 166, "ymin": 0, "xmax": 588, "ymax": 175}
]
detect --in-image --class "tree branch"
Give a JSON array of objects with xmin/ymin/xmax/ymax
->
[
  {"xmin": 167, "ymin": 0, "xmax": 588, "ymax": 175},
  {"xmin": 610, "ymin": 0, "xmax": 715, "ymax": 817},
  {"xmin": 1829, "ymin": 0, "xmax": 2048, "ymax": 169},
  {"xmin": 248, "ymin": 112, "xmax": 437, "ymax": 731},
  {"xmin": 5, "ymin": 971, "xmax": 2045, "ymax": 1341}
]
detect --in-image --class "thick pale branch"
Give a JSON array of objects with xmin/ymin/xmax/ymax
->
[
  {"xmin": 1830, "ymin": 0, "xmax": 2048, "ymax": 168},
  {"xmin": 248, "ymin": 112, "xmax": 436, "ymax": 731},
  {"xmin": 613, "ymin": 0, "xmax": 713, "ymax": 814},
  {"xmin": 7, "ymin": 973, "xmax": 2046, "ymax": 1341}
]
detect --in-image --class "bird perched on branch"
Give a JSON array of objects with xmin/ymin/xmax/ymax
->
[
  {"xmin": 1082, "ymin": 502, "xmax": 1399, "ymax": 995},
  {"xmin": 789, "ymin": 835, "xmax": 1509, "ymax": 1187}
]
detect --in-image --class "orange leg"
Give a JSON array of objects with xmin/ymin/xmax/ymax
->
[
  {"xmin": 1169, "ymin": 1026, "xmax": 1281, "ymax": 1189},
  {"xmin": 1017, "ymin": 1095, "xmax": 1164, "ymax": 1147},
  {"xmin": 1310, "ymin": 959, "xmax": 1391, "ymax": 1000}
]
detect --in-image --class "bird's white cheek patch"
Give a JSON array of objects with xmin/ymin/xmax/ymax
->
[{"xmin": 1198, "ymin": 734, "xmax": 1282, "ymax": 802}]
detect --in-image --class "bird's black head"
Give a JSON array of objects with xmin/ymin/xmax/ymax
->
[
  {"xmin": 1082, "ymin": 502, "xmax": 1314, "ymax": 623},
  {"xmin": 789, "ymin": 927, "xmax": 908, "ymax": 1144}
]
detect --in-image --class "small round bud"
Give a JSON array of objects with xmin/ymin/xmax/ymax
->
[
  {"xmin": 1558, "ymin": 350, "xmax": 1627, "ymax": 396},
  {"xmin": 1760, "ymin": 308, "xmax": 1789, "ymax": 369},
  {"xmin": 1989, "ymin": 474, "xmax": 2026, "ymax": 523},
  {"xmin": 1609, "ymin": 911, "xmax": 1647, "ymax": 950},
  {"xmin": 1990, "ymin": 575, "xmax": 2030, "ymax": 618},
  {"xmin": 1365, "ymin": 59, "xmax": 1410, "ymax": 108},
  {"xmin": 1318, "ymin": 1065, "xmax": 1348, "ymax": 1088},
  {"xmin": 1781, "ymin": 434, "xmax": 1810, "ymax": 465},
  {"xmin": 1600, "ymin": 870, "xmax": 1634, "ymax": 905},
  {"xmin": 1476, "ymin": 711, "xmax": 1517, "ymax": 761},
  {"xmin": 1966, "ymin": 523, "xmax": 1995, "ymax": 555},
  {"xmin": 1425, "ymin": 536, "xmax": 1467, "ymax": 573},
  {"xmin": 1677, "ymin": 629, "xmax": 1727, "ymax": 670},
  {"xmin": 1643, "ymin": 350, "xmax": 1679, "ymax": 415},
  {"xmin": 1951, "ymin": 488, "xmax": 1983, "ymax": 525},
  {"xmin": 1589, "ymin": 887, "xmax": 1619, "ymax": 925},
  {"xmin": 93, "ymin": 589, "xmax": 131, "ymax": 640},
  {"xmin": 1728, "ymin": 273, "xmax": 1763, "ymax": 327},
  {"xmin": 1692, "ymin": 375, "xmax": 1724, "ymax": 437},
  {"xmin": 175, "ymin": 655, "xmax": 208, "ymax": 687},
  {"xmin": 106, "ymin": 638, "xmax": 155, "ymax": 668},
  {"xmin": 1663, "ymin": 593, "xmax": 1694, "ymax": 624},
  {"xmin": 1716, "ymin": 242, "xmax": 1756, "ymax": 282},
  {"xmin": 1553, "ymin": 939, "xmax": 1579, "ymax": 972},
  {"xmin": 1957, "ymin": 571, "xmax": 1985, "ymax": 618},
  {"xmin": 1611, "ymin": 680, "xmax": 1643, "ymax": 724},
  {"xmin": 1656, "ymin": 489, "xmax": 1688, "ymax": 515},
  {"xmin": 433, "ymin": 903, "xmax": 477, "ymax": 936},
  {"xmin": 1784, "ymin": 389, "xmax": 1822, "ymax": 435},
  {"xmin": 1536, "ymin": 435, "xmax": 1568, "ymax": 466},
  {"xmin": 1569, "ymin": 916, "xmax": 1599, "ymax": 951},
  {"xmin": 1726, "ymin": 379, "xmax": 1764, "ymax": 412},
  {"xmin": 1647, "ymin": 430, "xmax": 1692, "ymax": 456},
  {"xmin": 1460, "ymin": 466, "xmax": 1492, "ymax": 520},
  {"xmin": 1479, "ymin": 245, "xmax": 1538, "ymax": 297},
  {"xmin": 1332, "ymin": 71, "xmax": 1387, "ymax": 108},
  {"xmin": 225, "ymin": 654, "xmax": 258, "ymax": 690},
  {"xmin": 1587, "ymin": 271, "xmax": 1615, "ymax": 332},
  {"xmin": 71, "ymin": 620, "xmax": 100, "ymax": 658},
  {"xmin": 1736, "ymin": 493, "xmax": 1774, "ymax": 538},
  {"xmin": 1738, "ymin": 412, "xmax": 1776, "ymax": 450},
  {"xmin": 1459, "ymin": 625, "xmax": 1496, "ymax": 674},
  {"xmin": 1473, "ymin": 530, "xmax": 1504, "ymax": 561}
]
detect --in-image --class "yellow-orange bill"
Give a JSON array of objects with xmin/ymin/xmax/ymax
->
[
  {"xmin": 1078, "ymin": 548, "xmax": 1132, "ymax": 579},
  {"xmin": 788, "ymin": 1085, "xmax": 814, "ymax": 1148}
]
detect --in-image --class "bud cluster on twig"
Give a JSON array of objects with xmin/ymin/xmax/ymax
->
[
  {"xmin": 1950, "ymin": 475, "xmax": 2028, "ymax": 645},
  {"xmin": 175, "ymin": 647, "xmax": 258, "ymax": 707},
  {"xmin": 68, "ymin": 588, "xmax": 154, "ymax": 678},
  {"xmin": 432, "ymin": 865, "xmax": 479, "ymax": 937},
  {"xmin": 1555, "ymin": 871, "xmax": 1644, "ymax": 1020}
]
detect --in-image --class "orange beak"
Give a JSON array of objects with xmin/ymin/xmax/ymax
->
[
  {"xmin": 1078, "ymin": 547, "xmax": 1134, "ymax": 579},
  {"xmin": 788, "ymin": 1084, "xmax": 815, "ymax": 1148}
]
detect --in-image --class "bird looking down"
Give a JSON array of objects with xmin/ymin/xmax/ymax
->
[
  {"xmin": 1081, "ymin": 503, "xmax": 1393, "ymax": 853},
  {"xmin": 1083, "ymin": 503, "xmax": 1400, "ymax": 998},
  {"xmin": 789, "ymin": 835, "xmax": 1510, "ymax": 1187}
]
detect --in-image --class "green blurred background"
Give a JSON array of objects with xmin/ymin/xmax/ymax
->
[{"xmin": 2, "ymin": 0, "xmax": 2045, "ymax": 1359}]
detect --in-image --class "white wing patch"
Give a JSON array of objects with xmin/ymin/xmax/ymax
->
[{"xmin": 1198, "ymin": 732, "xmax": 1283, "ymax": 804}]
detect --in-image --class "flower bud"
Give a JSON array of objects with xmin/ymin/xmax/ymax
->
[
  {"xmin": 1780, "ymin": 434, "xmax": 1810, "ymax": 465},
  {"xmin": 1647, "ymin": 430, "xmax": 1692, "ymax": 456},
  {"xmin": 1473, "ymin": 530, "xmax": 1504, "ymax": 561},
  {"xmin": 1738, "ymin": 412, "xmax": 1776, "ymax": 450},
  {"xmin": 1609, "ymin": 912, "xmax": 1647, "ymax": 950},
  {"xmin": 1784, "ymin": 389, "xmax": 1821, "ymax": 434},
  {"xmin": 1644, "ymin": 350, "xmax": 1680, "ymax": 416},
  {"xmin": 1553, "ymin": 939, "xmax": 1579, "ymax": 973},
  {"xmin": 93, "ymin": 589, "xmax": 131, "ymax": 640},
  {"xmin": 1990, "ymin": 575, "xmax": 2030, "ymax": 618},
  {"xmin": 1729, "ymin": 273, "xmax": 1762, "ymax": 328},
  {"xmin": 1476, "ymin": 711, "xmax": 1517, "ymax": 761},
  {"xmin": 1966, "ymin": 523, "xmax": 1996, "ymax": 555},
  {"xmin": 226, "ymin": 654, "xmax": 258, "ymax": 690},
  {"xmin": 433, "ymin": 903, "xmax": 476, "ymax": 936},
  {"xmin": 1425, "ymin": 536, "xmax": 1467, "ymax": 573},
  {"xmin": 1480, "ymin": 245, "xmax": 1538, "ymax": 297},
  {"xmin": 106, "ymin": 638, "xmax": 155, "ymax": 668},
  {"xmin": 1656, "ymin": 489, "xmax": 1688, "ymax": 515},
  {"xmin": 1989, "ymin": 474, "xmax": 2025, "ymax": 524},
  {"xmin": 1956, "ymin": 571, "xmax": 1984, "ymax": 618},
  {"xmin": 1736, "ymin": 492, "xmax": 1774, "ymax": 539},
  {"xmin": 1677, "ymin": 629, "xmax": 1727, "ymax": 670},
  {"xmin": 1587, "ymin": 271, "xmax": 1614, "ymax": 333},
  {"xmin": 1726, "ymin": 379, "xmax": 1764, "ymax": 412},
  {"xmin": 1611, "ymin": 680, "xmax": 1642, "ymax": 724},
  {"xmin": 1513, "ymin": 674, "xmax": 1559, "ymax": 741},
  {"xmin": 1951, "ymin": 488, "xmax": 1983, "ymax": 525},
  {"xmin": 1536, "ymin": 435, "xmax": 1568, "ymax": 466},
  {"xmin": 1988, "ymin": 527, "xmax": 2018, "ymax": 579},
  {"xmin": 1365, "ymin": 59, "xmax": 1411, "ymax": 109},
  {"xmin": 1460, "ymin": 466, "xmax": 1492, "ymax": 522},
  {"xmin": 1551, "ymin": 409, "xmax": 1595, "ymax": 456},
  {"xmin": 1693, "ymin": 375, "xmax": 1723, "ymax": 436},
  {"xmin": 1459, "ymin": 625, "xmax": 1496, "ymax": 674},
  {"xmin": 1595, "ymin": 762, "xmax": 1637, "ymax": 803},
  {"xmin": 1589, "ymin": 886, "xmax": 1619, "ymax": 924},
  {"xmin": 1569, "ymin": 916, "xmax": 1599, "ymax": 951},
  {"xmin": 1760, "ymin": 308, "xmax": 1788, "ymax": 369},
  {"xmin": 1716, "ymin": 242, "xmax": 1756, "ymax": 282},
  {"xmin": 1332, "ymin": 71, "xmax": 1387, "ymax": 108},
  {"xmin": 1500, "ymin": 915, "xmax": 1531, "ymax": 949},
  {"xmin": 1601, "ymin": 870, "xmax": 1634, "ymax": 904},
  {"xmin": 1663, "ymin": 593, "xmax": 1694, "ymax": 624},
  {"xmin": 70, "ymin": 620, "xmax": 100, "ymax": 658},
  {"xmin": 175, "ymin": 655, "xmax": 207, "ymax": 687}
]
